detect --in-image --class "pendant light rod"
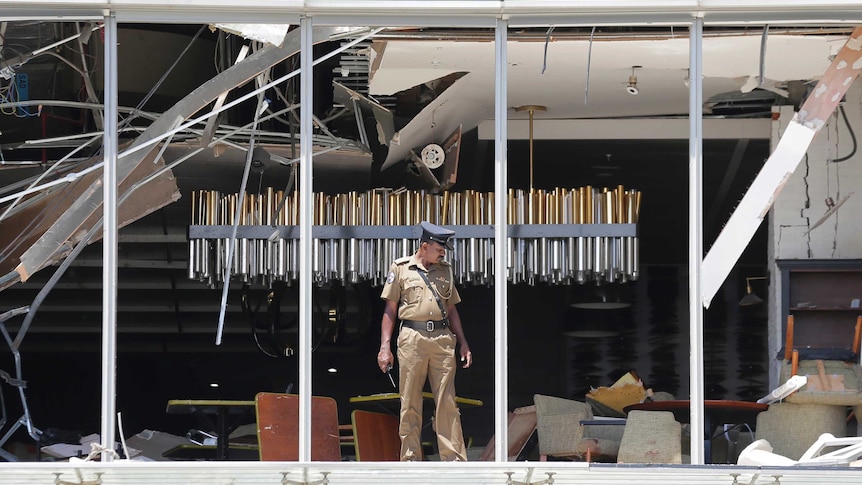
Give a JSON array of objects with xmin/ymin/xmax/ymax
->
[{"xmin": 515, "ymin": 105, "xmax": 546, "ymax": 192}]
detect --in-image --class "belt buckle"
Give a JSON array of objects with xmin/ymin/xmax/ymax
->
[{"xmin": 426, "ymin": 320, "xmax": 435, "ymax": 331}]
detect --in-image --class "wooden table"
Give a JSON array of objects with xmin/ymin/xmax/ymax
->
[
  {"xmin": 350, "ymin": 392, "xmax": 483, "ymax": 458},
  {"xmin": 624, "ymin": 399, "xmax": 768, "ymax": 463},
  {"xmin": 350, "ymin": 391, "xmax": 483, "ymax": 410},
  {"xmin": 165, "ymin": 399, "xmax": 255, "ymax": 460}
]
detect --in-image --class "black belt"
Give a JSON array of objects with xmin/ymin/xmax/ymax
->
[{"xmin": 402, "ymin": 319, "xmax": 449, "ymax": 332}]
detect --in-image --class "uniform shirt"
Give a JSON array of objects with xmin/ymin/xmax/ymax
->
[{"xmin": 381, "ymin": 253, "xmax": 461, "ymax": 321}]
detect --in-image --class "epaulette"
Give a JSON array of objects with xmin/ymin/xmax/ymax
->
[
  {"xmin": 394, "ymin": 256, "xmax": 411, "ymax": 265},
  {"xmin": 438, "ymin": 259, "xmax": 452, "ymax": 267}
]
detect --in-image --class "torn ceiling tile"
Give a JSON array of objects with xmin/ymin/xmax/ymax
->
[
  {"xmin": 212, "ymin": 23, "xmax": 292, "ymax": 47},
  {"xmin": 333, "ymin": 81, "xmax": 395, "ymax": 147},
  {"xmin": 369, "ymin": 34, "xmax": 838, "ymax": 124},
  {"xmin": 370, "ymin": 32, "xmax": 846, "ymax": 168},
  {"xmin": 383, "ymin": 73, "xmax": 489, "ymax": 169},
  {"xmin": 0, "ymin": 145, "xmax": 179, "ymax": 290},
  {"xmin": 5, "ymin": 25, "xmax": 345, "ymax": 287}
]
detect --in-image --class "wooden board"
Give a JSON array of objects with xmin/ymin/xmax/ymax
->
[
  {"xmin": 255, "ymin": 392, "xmax": 341, "ymax": 461},
  {"xmin": 351, "ymin": 410, "xmax": 401, "ymax": 461}
]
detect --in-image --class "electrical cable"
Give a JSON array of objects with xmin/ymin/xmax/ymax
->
[
  {"xmin": 241, "ymin": 282, "xmax": 331, "ymax": 358},
  {"xmin": 243, "ymin": 283, "xmax": 292, "ymax": 358},
  {"xmin": 0, "ymin": 27, "xmax": 205, "ymax": 257},
  {"xmin": 832, "ymin": 104, "xmax": 856, "ymax": 163}
]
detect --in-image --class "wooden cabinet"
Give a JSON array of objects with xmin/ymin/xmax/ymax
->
[{"xmin": 778, "ymin": 260, "xmax": 862, "ymax": 360}]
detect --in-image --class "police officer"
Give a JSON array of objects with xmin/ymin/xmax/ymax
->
[{"xmin": 377, "ymin": 221, "xmax": 473, "ymax": 461}]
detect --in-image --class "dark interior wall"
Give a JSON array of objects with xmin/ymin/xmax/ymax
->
[
  {"xmin": 3, "ymin": 257, "xmax": 768, "ymax": 449},
  {"xmin": 0, "ymin": 132, "xmax": 772, "ymax": 452}
]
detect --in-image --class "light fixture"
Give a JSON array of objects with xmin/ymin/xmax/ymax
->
[
  {"xmin": 515, "ymin": 104, "xmax": 547, "ymax": 192},
  {"xmin": 739, "ymin": 276, "xmax": 768, "ymax": 307},
  {"xmin": 626, "ymin": 65, "xmax": 641, "ymax": 95},
  {"xmin": 251, "ymin": 146, "xmax": 271, "ymax": 173},
  {"xmin": 564, "ymin": 287, "xmax": 629, "ymax": 338},
  {"xmin": 570, "ymin": 284, "xmax": 631, "ymax": 310}
]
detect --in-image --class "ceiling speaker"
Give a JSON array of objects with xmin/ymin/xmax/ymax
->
[{"xmin": 421, "ymin": 143, "xmax": 445, "ymax": 169}]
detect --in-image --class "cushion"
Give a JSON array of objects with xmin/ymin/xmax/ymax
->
[
  {"xmin": 755, "ymin": 402, "xmax": 847, "ymax": 460},
  {"xmin": 533, "ymin": 394, "xmax": 591, "ymax": 457},
  {"xmin": 780, "ymin": 360, "xmax": 862, "ymax": 405},
  {"xmin": 617, "ymin": 410, "xmax": 682, "ymax": 464}
]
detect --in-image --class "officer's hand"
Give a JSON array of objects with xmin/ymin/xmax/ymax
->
[
  {"xmin": 460, "ymin": 346, "xmax": 472, "ymax": 369},
  {"xmin": 377, "ymin": 348, "xmax": 394, "ymax": 373}
]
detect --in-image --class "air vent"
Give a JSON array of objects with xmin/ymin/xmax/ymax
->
[{"xmin": 704, "ymin": 89, "xmax": 783, "ymax": 118}]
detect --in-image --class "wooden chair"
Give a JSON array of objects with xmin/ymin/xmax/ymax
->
[
  {"xmin": 533, "ymin": 394, "xmax": 622, "ymax": 462},
  {"xmin": 351, "ymin": 410, "xmax": 401, "ymax": 461},
  {"xmin": 785, "ymin": 315, "xmax": 862, "ymax": 374},
  {"xmin": 479, "ymin": 405, "xmax": 537, "ymax": 461},
  {"xmin": 254, "ymin": 392, "xmax": 342, "ymax": 461}
]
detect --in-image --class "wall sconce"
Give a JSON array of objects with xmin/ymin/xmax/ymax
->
[{"xmin": 739, "ymin": 276, "xmax": 768, "ymax": 307}]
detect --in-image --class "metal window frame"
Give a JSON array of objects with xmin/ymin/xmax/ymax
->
[{"xmin": 78, "ymin": 0, "xmax": 859, "ymax": 468}]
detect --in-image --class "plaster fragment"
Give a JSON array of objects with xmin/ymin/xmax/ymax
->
[
  {"xmin": 813, "ymin": 84, "xmax": 828, "ymax": 98},
  {"xmin": 804, "ymin": 118, "xmax": 826, "ymax": 130},
  {"xmin": 853, "ymin": 56, "xmax": 862, "ymax": 69},
  {"xmin": 844, "ymin": 77, "xmax": 854, "ymax": 86},
  {"xmin": 832, "ymin": 92, "xmax": 842, "ymax": 102},
  {"xmin": 837, "ymin": 60, "xmax": 848, "ymax": 69},
  {"xmin": 848, "ymin": 35, "xmax": 862, "ymax": 50}
]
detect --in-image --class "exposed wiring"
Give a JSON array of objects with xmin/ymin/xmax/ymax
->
[
  {"xmin": 242, "ymin": 283, "xmax": 294, "ymax": 358},
  {"xmin": 541, "ymin": 26, "xmax": 554, "ymax": 74},
  {"xmin": 0, "ymin": 74, "xmax": 37, "ymax": 117},
  {"xmin": 241, "ymin": 282, "xmax": 333, "ymax": 358},
  {"xmin": 832, "ymin": 104, "xmax": 856, "ymax": 163}
]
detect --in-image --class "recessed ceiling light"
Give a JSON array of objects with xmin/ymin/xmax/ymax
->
[
  {"xmin": 327, "ymin": 367, "xmax": 338, "ymax": 374},
  {"xmin": 209, "ymin": 382, "xmax": 219, "ymax": 388}
]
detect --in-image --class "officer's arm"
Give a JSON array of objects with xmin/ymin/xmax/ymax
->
[
  {"xmin": 377, "ymin": 299, "xmax": 398, "ymax": 372},
  {"xmin": 447, "ymin": 305, "xmax": 472, "ymax": 368}
]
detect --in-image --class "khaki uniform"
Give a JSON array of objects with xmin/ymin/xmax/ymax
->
[{"xmin": 381, "ymin": 253, "xmax": 466, "ymax": 461}]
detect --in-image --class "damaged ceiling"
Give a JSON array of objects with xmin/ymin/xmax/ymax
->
[{"xmin": 0, "ymin": 21, "xmax": 854, "ymax": 343}]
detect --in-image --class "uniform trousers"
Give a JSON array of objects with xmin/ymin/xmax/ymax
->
[{"xmin": 396, "ymin": 325, "xmax": 466, "ymax": 461}]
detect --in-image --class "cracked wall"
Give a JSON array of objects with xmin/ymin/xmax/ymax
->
[
  {"xmin": 767, "ymin": 82, "xmax": 862, "ymax": 386},
  {"xmin": 772, "ymin": 86, "xmax": 862, "ymax": 260}
]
